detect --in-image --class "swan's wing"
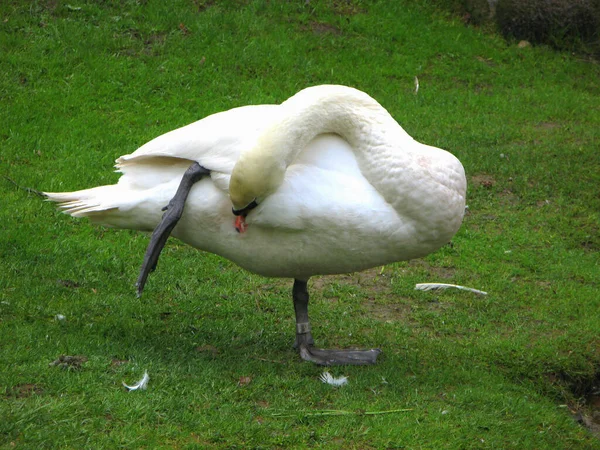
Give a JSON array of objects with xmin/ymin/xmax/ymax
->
[
  {"xmin": 45, "ymin": 104, "xmax": 280, "ymax": 227},
  {"xmin": 116, "ymin": 104, "xmax": 280, "ymax": 188}
]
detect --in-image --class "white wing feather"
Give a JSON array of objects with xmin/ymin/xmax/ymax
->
[
  {"xmin": 123, "ymin": 371, "xmax": 150, "ymax": 391},
  {"xmin": 415, "ymin": 283, "xmax": 488, "ymax": 296},
  {"xmin": 320, "ymin": 371, "xmax": 348, "ymax": 387}
]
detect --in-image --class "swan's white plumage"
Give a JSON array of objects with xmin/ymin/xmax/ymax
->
[{"xmin": 46, "ymin": 85, "xmax": 466, "ymax": 281}]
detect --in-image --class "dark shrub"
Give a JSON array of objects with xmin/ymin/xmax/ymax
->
[{"xmin": 495, "ymin": 0, "xmax": 600, "ymax": 51}]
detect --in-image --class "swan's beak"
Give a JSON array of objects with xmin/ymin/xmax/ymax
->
[
  {"xmin": 234, "ymin": 215, "xmax": 248, "ymax": 234},
  {"xmin": 232, "ymin": 199, "xmax": 258, "ymax": 234}
]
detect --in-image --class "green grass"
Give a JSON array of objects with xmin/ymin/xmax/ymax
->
[{"xmin": 2, "ymin": 0, "xmax": 599, "ymax": 448}]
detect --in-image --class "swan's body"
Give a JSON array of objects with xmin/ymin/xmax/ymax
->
[{"xmin": 46, "ymin": 85, "xmax": 466, "ymax": 365}]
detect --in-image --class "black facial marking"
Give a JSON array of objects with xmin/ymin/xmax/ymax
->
[{"xmin": 232, "ymin": 198, "xmax": 258, "ymax": 217}]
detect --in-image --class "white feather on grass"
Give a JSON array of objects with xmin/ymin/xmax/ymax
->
[
  {"xmin": 415, "ymin": 283, "xmax": 488, "ymax": 296},
  {"xmin": 320, "ymin": 371, "xmax": 348, "ymax": 387},
  {"xmin": 123, "ymin": 371, "xmax": 149, "ymax": 391}
]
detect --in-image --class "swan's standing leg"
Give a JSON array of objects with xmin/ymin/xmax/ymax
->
[
  {"xmin": 136, "ymin": 162, "xmax": 210, "ymax": 297},
  {"xmin": 292, "ymin": 279, "xmax": 382, "ymax": 366},
  {"xmin": 293, "ymin": 279, "xmax": 315, "ymax": 349}
]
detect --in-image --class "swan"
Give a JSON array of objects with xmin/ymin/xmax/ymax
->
[{"xmin": 45, "ymin": 85, "xmax": 467, "ymax": 365}]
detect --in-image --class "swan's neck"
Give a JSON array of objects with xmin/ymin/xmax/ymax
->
[
  {"xmin": 230, "ymin": 85, "xmax": 408, "ymax": 210},
  {"xmin": 262, "ymin": 85, "xmax": 407, "ymax": 169}
]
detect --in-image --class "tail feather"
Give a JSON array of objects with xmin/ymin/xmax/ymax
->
[
  {"xmin": 45, "ymin": 184, "xmax": 163, "ymax": 231},
  {"xmin": 46, "ymin": 156, "xmax": 194, "ymax": 231},
  {"xmin": 44, "ymin": 186, "xmax": 119, "ymax": 218},
  {"xmin": 56, "ymin": 201, "xmax": 107, "ymax": 216}
]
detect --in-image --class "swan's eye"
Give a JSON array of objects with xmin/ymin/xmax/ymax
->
[{"xmin": 232, "ymin": 198, "xmax": 258, "ymax": 217}]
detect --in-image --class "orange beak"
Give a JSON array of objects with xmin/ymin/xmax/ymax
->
[{"xmin": 234, "ymin": 215, "xmax": 248, "ymax": 233}]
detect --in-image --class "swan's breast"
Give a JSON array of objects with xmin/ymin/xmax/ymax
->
[{"xmin": 250, "ymin": 134, "xmax": 390, "ymax": 231}]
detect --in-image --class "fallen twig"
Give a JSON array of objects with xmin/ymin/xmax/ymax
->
[
  {"xmin": 3, "ymin": 175, "xmax": 45, "ymax": 197},
  {"xmin": 271, "ymin": 408, "xmax": 413, "ymax": 418}
]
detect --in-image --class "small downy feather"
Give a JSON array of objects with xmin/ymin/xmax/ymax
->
[
  {"xmin": 415, "ymin": 283, "xmax": 487, "ymax": 296},
  {"xmin": 123, "ymin": 371, "xmax": 150, "ymax": 391},
  {"xmin": 320, "ymin": 371, "xmax": 348, "ymax": 387}
]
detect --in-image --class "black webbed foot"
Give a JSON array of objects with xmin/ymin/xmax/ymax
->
[
  {"xmin": 136, "ymin": 162, "xmax": 210, "ymax": 297},
  {"xmin": 298, "ymin": 346, "xmax": 381, "ymax": 366},
  {"xmin": 292, "ymin": 279, "xmax": 382, "ymax": 366}
]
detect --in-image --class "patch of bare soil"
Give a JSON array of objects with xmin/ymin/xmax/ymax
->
[
  {"xmin": 49, "ymin": 355, "xmax": 88, "ymax": 370},
  {"xmin": 406, "ymin": 259, "xmax": 457, "ymax": 280},
  {"xmin": 306, "ymin": 21, "xmax": 342, "ymax": 35},
  {"xmin": 310, "ymin": 267, "xmax": 392, "ymax": 295},
  {"xmin": 549, "ymin": 371, "xmax": 600, "ymax": 439},
  {"xmin": 575, "ymin": 408, "xmax": 600, "ymax": 439},
  {"xmin": 331, "ymin": 0, "xmax": 366, "ymax": 16},
  {"xmin": 192, "ymin": 0, "xmax": 216, "ymax": 12},
  {"xmin": 536, "ymin": 122, "xmax": 561, "ymax": 130},
  {"xmin": 110, "ymin": 358, "xmax": 129, "ymax": 368},
  {"xmin": 470, "ymin": 173, "xmax": 496, "ymax": 189},
  {"xmin": 574, "ymin": 375, "xmax": 600, "ymax": 439},
  {"xmin": 8, "ymin": 384, "xmax": 43, "ymax": 398},
  {"xmin": 362, "ymin": 301, "xmax": 412, "ymax": 323}
]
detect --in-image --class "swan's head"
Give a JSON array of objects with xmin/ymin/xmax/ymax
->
[{"xmin": 229, "ymin": 144, "xmax": 286, "ymax": 215}]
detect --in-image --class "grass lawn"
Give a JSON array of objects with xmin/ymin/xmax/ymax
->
[{"xmin": 2, "ymin": 0, "xmax": 599, "ymax": 448}]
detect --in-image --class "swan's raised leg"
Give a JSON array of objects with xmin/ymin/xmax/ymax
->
[
  {"xmin": 292, "ymin": 279, "xmax": 381, "ymax": 365},
  {"xmin": 136, "ymin": 162, "xmax": 210, "ymax": 297}
]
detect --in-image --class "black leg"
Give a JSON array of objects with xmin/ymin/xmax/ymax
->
[
  {"xmin": 293, "ymin": 279, "xmax": 315, "ymax": 349},
  {"xmin": 136, "ymin": 162, "xmax": 210, "ymax": 297},
  {"xmin": 292, "ymin": 278, "xmax": 382, "ymax": 366}
]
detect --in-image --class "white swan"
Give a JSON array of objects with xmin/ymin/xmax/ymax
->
[{"xmin": 45, "ymin": 85, "xmax": 466, "ymax": 365}]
